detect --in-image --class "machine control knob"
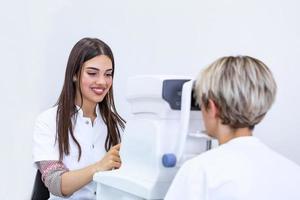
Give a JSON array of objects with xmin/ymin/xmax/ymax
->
[{"xmin": 162, "ymin": 154, "xmax": 177, "ymax": 167}]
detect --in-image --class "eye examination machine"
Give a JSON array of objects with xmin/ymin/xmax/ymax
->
[{"xmin": 94, "ymin": 75, "xmax": 212, "ymax": 199}]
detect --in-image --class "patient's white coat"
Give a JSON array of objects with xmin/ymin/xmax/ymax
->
[{"xmin": 165, "ymin": 136, "xmax": 300, "ymax": 200}]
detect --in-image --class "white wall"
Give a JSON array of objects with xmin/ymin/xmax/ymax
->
[{"xmin": 1, "ymin": 0, "xmax": 300, "ymax": 199}]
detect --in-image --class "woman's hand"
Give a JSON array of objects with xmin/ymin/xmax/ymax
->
[
  {"xmin": 61, "ymin": 143, "xmax": 122, "ymax": 196},
  {"xmin": 95, "ymin": 143, "xmax": 122, "ymax": 172}
]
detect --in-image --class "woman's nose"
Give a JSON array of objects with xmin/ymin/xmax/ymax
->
[{"xmin": 96, "ymin": 75, "xmax": 107, "ymax": 85}]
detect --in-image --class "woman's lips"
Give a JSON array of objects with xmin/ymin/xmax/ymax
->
[{"xmin": 91, "ymin": 87, "xmax": 105, "ymax": 95}]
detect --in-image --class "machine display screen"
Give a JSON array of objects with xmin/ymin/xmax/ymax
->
[{"xmin": 162, "ymin": 79, "xmax": 200, "ymax": 111}]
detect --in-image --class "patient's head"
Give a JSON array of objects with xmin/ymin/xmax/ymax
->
[{"xmin": 195, "ymin": 56, "xmax": 277, "ymax": 130}]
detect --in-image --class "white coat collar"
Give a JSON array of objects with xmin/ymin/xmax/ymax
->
[{"xmin": 75, "ymin": 104, "xmax": 101, "ymax": 118}]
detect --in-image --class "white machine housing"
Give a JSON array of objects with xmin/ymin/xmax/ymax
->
[{"xmin": 94, "ymin": 75, "xmax": 211, "ymax": 200}]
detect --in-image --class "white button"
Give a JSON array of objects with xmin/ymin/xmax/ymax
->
[
  {"xmin": 92, "ymin": 144, "xmax": 94, "ymax": 149},
  {"xmin": 85, "ymin": 121, "xmax": 89, "ymax": 124}
]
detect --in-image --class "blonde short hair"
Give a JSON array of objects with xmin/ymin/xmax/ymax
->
[{"xmin": 195, "ymin": 56, "xmax": 277, "ymax": 129}]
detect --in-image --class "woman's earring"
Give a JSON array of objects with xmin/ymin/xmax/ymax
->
[{"xmin": 73, "ymin": 77, "xmax": 77, "ymax": 82}]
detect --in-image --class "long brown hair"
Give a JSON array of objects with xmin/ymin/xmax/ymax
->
[{"xmin": 55, "ymin": 37, "xmax": 125, "ymax": 161}]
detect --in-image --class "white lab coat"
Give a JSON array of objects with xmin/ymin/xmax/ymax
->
[
  {"xmin": 165, "ymin": 136, "xmax": 300, "ymax": 200},
  {"xmin": 33, "ymin": 106, "xmax": 107, "ymax": 200}
]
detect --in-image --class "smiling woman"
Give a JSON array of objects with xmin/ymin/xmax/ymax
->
[
  {"xmin": 32, "ymin": 38, "xmax": 125, "ymax": 200},
  {"xmin": 75, "ymin": 55, "xmax": 114, "ymax": 119}
]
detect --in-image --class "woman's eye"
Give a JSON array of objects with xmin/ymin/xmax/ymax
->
[
  {"xmin": 87, "ymin": 72, "xmax": 97, "ymax": 76},
  {"xmin": 105, "ymin": 73, "xmax": 113, "ymax": 77}
]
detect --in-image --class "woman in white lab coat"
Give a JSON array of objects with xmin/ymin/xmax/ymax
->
[
  {"xmin": 32, "ymin": 37, "xmax": 125, "ymax": 199},
  {"xmin": 165, "ymin": 56, "xmax": 300, "ymax": 200}
]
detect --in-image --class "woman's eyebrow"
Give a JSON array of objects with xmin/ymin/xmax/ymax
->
[
  {"xmin": 86, "ymin": 67, "xmax": 99, "ymax": 71},
  {"xmin": 85, "ymin": 67, "xmax": 113, "ymax": 72}
]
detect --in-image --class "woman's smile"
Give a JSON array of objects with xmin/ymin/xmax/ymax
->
[{"xmin": 91, "ymin": 86, "xmax": 106, "ymax": 95}]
